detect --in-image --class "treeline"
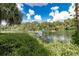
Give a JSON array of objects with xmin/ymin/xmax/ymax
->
[{"xmin": 24, "ymin": 18, "xmax": 76, "ymax": 32}]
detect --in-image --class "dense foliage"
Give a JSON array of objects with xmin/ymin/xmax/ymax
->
[
  {"xmin": 72, "ymin": 30, "xmax": 79, "ymax": 45},
  {"xmin": 45, "ymin": 40, "xmax": 79, "ymax": 56},
  {"xmin": 18, "ymin": 18, "xmax": 75, "ymax": 32},
  {"xmin": 0, "ymin": 3, "xmax": 22, "ymax": 25},
  {"xmin": 0, "ymin": 18, "xmax": 76, "ymax": 33}
]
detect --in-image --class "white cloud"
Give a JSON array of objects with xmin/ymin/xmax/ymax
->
[
  {"xmin": 26, "ymin": 9, "xmax": 35, "ymax": 22},
  {"xmin": 26, "ymin": 3, "xmax": 48, "ymax": 7},
  {"xmin": 53, "ymin": 11, "xmax": 70, "ymax": 21},
  {"xmin": 34, "ymin": 15, "xmax": 42, "ymax": 22},
  {"xmin": 47, "ymin": 19, "xmax": 51, "ymax": 22},
  {"xmin": 22, "ymin": 9, "xmax": 35, "ymax": 23},
  {"xmin": 49, "ymin": 11, "xmax": 54, "ymax": 16},
  {"xmin": 68, "ymin": 3, "xmax": 75, "ymax": 17},
  {"xmin": 29, "ymin": 9, "xmax": 35, "ymax": 15},
  {"xmin": 49, "ymin": 10, "xmax": 59, "ymax": 16},
  {"xmin": 49, "ymin": 4, "xmax": 75, "ymax": 22},
  {"xmin": 16, "ymin": 3, "xmax": 24, "ymax": 11},
  {"xmin": 26, "ymin": 13, "xmax": 31, "ymax": 20},
  {"xmin": 51, "ymin": 6, "xmax": 59, "ymax": 10}
]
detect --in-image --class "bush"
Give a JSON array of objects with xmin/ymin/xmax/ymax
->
[
  {"xmin": 72, "ymin": 30, "xmax": 79, "ymax": 45},
  {"xmin": 44, "ymin": 40, "xmax": 79, "ymax": 56}
]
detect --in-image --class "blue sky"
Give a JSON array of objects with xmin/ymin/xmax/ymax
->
[{"xmin": 17, "ymin": 3, "xmax": 75, "ymax": 23}]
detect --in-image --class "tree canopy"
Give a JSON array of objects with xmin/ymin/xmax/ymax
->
[{"xmin": 0, "ymin": 3, "xmax": 22, "ymax": 25}]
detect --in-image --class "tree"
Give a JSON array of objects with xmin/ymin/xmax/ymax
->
[
  {"xmin": 0, "ymin": 3, "xmax": 22, "ymax": 25},
  {"xmin": 75, "ymin": 3, "xmax": 79, "ymax": 31},
  {"xmin": 71, "ymin": 3, "xmax": 79, "ymax": 45}
]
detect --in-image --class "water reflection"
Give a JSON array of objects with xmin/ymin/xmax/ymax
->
[{"xmin": 35, "ymin": 31, "xmax": 72, "ymax": 42}]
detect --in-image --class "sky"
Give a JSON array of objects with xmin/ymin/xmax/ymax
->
[{"xmin": 17, "ymin": 3, "xmax": 75, "ymax": 23}]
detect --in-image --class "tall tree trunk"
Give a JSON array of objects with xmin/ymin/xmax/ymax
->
[
  {"xmin": 75, "ymin": 3, "xmax": 79, "ymax": 31},
  {"xmin": 0, "ymin": 19, "xmax": 1, "ymax": 25}
]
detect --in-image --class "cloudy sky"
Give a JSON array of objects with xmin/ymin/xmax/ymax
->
[{"xmin": 17, "ymin": 3, "xmax": 75, "ymax": 23}]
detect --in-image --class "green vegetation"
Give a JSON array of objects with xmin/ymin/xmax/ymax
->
[
  {"xmin": 0, "ymin": 33, "xmax": 49, "ymax": 56},
  {"xmin": 0, "ymin": 18, "xmax": 76, "ymax": 34},
  {"xmin": 0, "ymin": 3, "xmax": 78, "ymax": 56},
  {"xmin": 0, "ymin": 18, "xmax": 78, "ymax": 56},
  {"xmin": 22, "ymin": 18, "xmax": 76, "ymax": 32},
  {"xmin": 45, "ymin": 40, "xmax": 79, "ymax": 56},
  {"xmin": 0, "ymin": 33, "xmax": 79, "ymax": 56},
  {"xmin": 72, "ymin": 30, "xmax": 79, "ymax": 45},
  {"xmin": 0, "ymin": 3, "xmax": 22, "ymax": 25},
  {"xmin": 0, "ymin": 16, "xmax": 77, "ymax": 56}
]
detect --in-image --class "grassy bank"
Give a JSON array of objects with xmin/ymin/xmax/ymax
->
[
  {"xmin": 0, "ymin": 33, "xmax": 79, "ymax": 56},
  {"xmin": 0, "ymin": 33, "xmax": 50, "ymax": 56}
]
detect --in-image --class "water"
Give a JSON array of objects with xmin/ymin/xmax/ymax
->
[{"xmin": 35, "ymin": 31, "xmax": 72, "ymax": 42}]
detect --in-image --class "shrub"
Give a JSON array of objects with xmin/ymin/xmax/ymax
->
[
  {"xmin": 44, "ymin": 40, "xmax": 79, "ymax": 56},
  {"xmin": 72, "ymin": 30, "xmax": 79, "ymax": 45}
]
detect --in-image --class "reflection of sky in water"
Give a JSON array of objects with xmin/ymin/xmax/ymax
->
[
  {"xmin": 37, "ymin": 31, "xmax": 71, "ymax": 42},
  {"xmin": 31, "ymin": 30, "xmax": 72, "ymax": 42},
  {"xmin": 53, "ymin": 35, "xmax": 66, "ymax": 40}
]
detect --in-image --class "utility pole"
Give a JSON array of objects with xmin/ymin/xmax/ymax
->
[{"xmin": 75, "ymin": 3, "xmax": 79, "ymax": 31}]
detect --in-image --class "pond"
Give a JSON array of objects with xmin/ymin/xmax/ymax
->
[{"xmin": 34, "ymin": 30, "xmax": 74, "ymax": 42}]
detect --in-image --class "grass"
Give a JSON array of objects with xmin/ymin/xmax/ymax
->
[
  {"xmin": 0, "ymin": 33, "xmax": 50, "ymax": 56},
  {"xmin": 0, "ymin": 33, "xmax": 79, "ymax": 56}
]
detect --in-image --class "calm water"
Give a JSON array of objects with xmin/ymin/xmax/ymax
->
[{"xmin": 35, "ymin": 31, "xmax": 73, "ymax": 42}]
